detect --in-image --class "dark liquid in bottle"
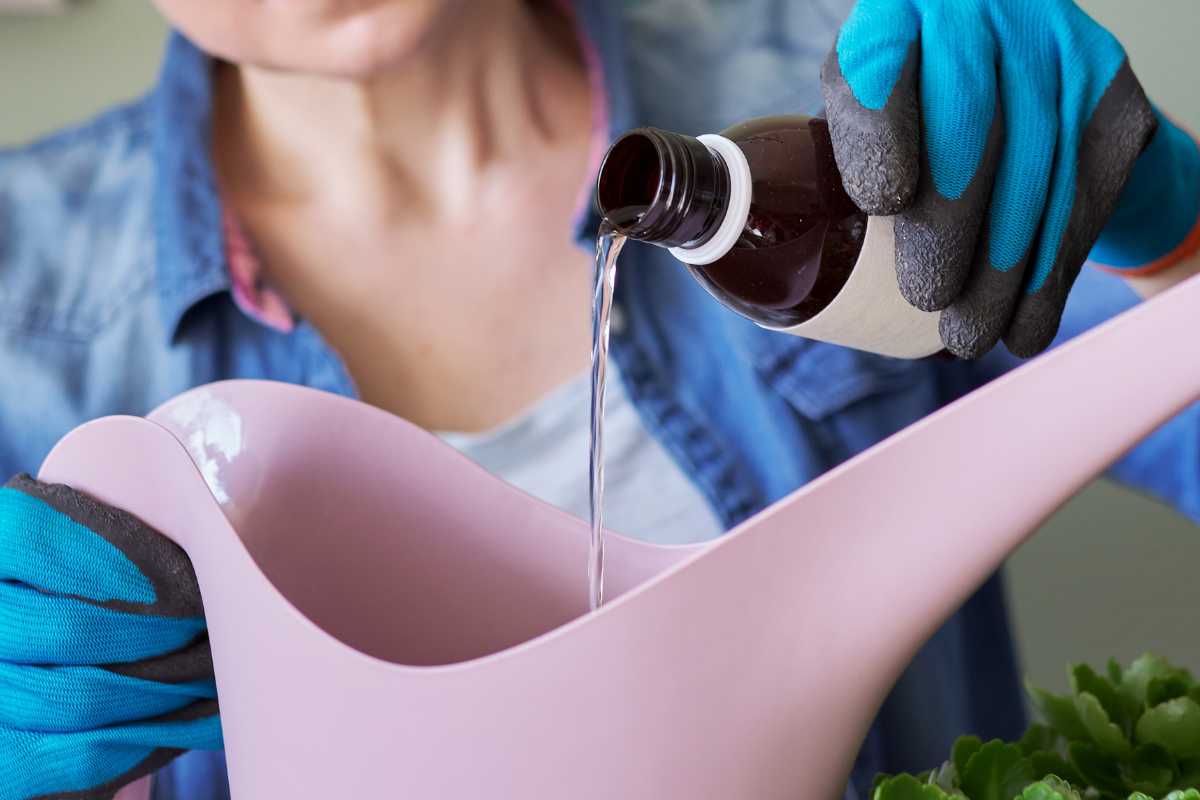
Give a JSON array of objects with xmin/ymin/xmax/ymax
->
[{"xmin": 693, "ymin": 116, "xmax": 866, "ymax": 328}]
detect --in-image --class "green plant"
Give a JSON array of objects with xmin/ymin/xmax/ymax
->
[{"xmin": 873, "ymin": 654, "xmax": 1200, "ymax": 800}]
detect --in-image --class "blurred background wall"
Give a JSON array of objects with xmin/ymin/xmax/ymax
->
[
  {"xmin": 2, "ymin": 1, "xmax": 1199, "ymax": 694},
  {"xmin": 0, "ymin": 2, "xmax": 166, "ymax": 144}
]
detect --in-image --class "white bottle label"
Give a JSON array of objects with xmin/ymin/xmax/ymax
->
[{"xmin": 768, "ymin": 216, "xmax": 944, "ymax": 359}]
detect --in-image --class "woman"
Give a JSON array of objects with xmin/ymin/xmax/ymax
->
[{"xmin": 0, "ymin": 0, "xmax": 1198, "ymax": 797}]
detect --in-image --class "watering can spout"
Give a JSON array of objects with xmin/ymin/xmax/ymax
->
[{"xmin": 38, "ymin": 275, "xmax": 1200, "ymax": 799}]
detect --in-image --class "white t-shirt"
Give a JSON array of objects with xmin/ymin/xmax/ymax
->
[{"xmin": 437, "ymin": 363, "xmax": 724, "ymax": 546}]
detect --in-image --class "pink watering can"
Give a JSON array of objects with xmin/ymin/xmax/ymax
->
[{"xmin": 45, "ymin": 274, "xmax": 1200, "ymax": 800}]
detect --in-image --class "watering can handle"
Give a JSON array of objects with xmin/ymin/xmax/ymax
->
[
  {"xmin": 785, "ymin": 271, "xmax": 1200, "ymax": 729},
  {"xmin": 698, "ymin": 272, "xmax": 1200, "ymax": 799}
]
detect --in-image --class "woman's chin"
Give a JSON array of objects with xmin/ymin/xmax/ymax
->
[{"xmin": 152, "ymin": 0, "xmax": 460, "ymax": 78}]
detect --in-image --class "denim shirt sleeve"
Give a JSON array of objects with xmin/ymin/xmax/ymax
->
[
  {"xmin": 967, "ymin": 266, "xmax": 1200, "ymax": 522},
  {"xmin": 0, "ymin": 100, "xmax": 164, "ymax": 477}
]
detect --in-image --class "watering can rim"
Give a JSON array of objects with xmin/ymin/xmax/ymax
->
[{"xmin": 43, "ymin": 380, "xmax": 728, "ymax": 675}]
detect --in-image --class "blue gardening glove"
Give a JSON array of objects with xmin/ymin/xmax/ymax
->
[
  {"xmin": 0, "ymin": 475, "xmax": 220, "ymax": 800},
  {"xmin": 822, "ymin": 0, "xmax": 1164, "ymax": 358},
  {"xmin": 1091, "ymin": 111, "xmax": 1200, "ymax": 275}
]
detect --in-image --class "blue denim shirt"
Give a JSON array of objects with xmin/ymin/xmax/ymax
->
[{"xmin": 2, "ymin": 1, "xmax": 1198, "ymax": 798}]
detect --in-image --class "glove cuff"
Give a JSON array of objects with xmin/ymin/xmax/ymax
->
[{"xmin": 1090, "ymin": 109, "xmax": 1200, "ymax": 275}]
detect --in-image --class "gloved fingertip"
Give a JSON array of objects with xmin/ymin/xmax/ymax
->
[
  {"xmin": 3, "ymin": 472, "xmax": 35, "ymax": 491},
  {"xmin": 894, "ymin": 218, "xmax": 978, "ymax": 312},
  {"xmin": 897, "ymin": 268, "xmax": 957, "ymax": 313},
  {"xmin": 939, "ymin": 311, "xmax": 1003, "ymax": 361},
  {"xmin": 821, "ymin": 46, "xmax": 921, "ymax": 216},
  {"xmin": 1002, "ymin": 301, "xmax": 1063, "ymax": 359},
  {"xmin": 937, "ymin": 256, "xmax": 1028, "ymax": 359}
]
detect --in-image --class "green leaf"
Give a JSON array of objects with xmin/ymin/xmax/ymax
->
[
  {"xmin": 1021, "ymin": 725, "xmax": 1059, "ymax": 756},
  {"xmin": 1108, "ymin": 659, "xmax": 1125, "ymax": 687},
  {"xmin": 1029, "ymin": 682, "xmax": 1091, "ymax": 742},
  {"xmin": 1074, "ymin": 664, "xmax": 1131, "ymax": 731},
  {"xmin": 1030, "ymin": 751, "xmax": 1088, "ymax": 789},
  {"xmin": 872, "ymin": 774, "xmax": 959, "ymax": 800},
  {"xmin": 954, "ymin": 736, "xmax": 984, "ymax": 777},
  {"xmin": 1136, "ymin": 698, "xmax": 1200, "ymax": 759},
  {"xmin": 1076, "ymin": 692, "xmax": 1134, "ymax": 757},
  {"xmin": 1068, "ymin": 741, "xmax": 1128, "ymax": 797},
  {"xmin": 959, "ymin": 740, "xmax": 1035, "ymax": 800},
  {"xmin": 1017, "ymin": 776, "xmax": 1084, "ymax": 800},
  {"xmin": 1123, "ymin": 655, "xmax": 1191, "ymax": 709},
  {"xmin": 1118, "ymin": 744, "xmax": 1175, "ymax": 796},
  {"xmin": 1162, "ymin": 790, "xmax": 1200, "ymax": 800},
  {"xmin": 926, "ymin": 762, "xmax": 958, "ymax": 792},
  {"xmin": 1147, "ymin": 676, "xmax": 1193, "ymax": 709}
]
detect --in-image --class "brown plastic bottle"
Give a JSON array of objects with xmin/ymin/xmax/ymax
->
[{"xmin": 596, "ymin": 115, "xmax": 944, "ymax": 359}]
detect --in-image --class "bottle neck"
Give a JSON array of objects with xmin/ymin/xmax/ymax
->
[{"xmin": 595, "ymin": 128, "xmax": 730, "ymax": 249}]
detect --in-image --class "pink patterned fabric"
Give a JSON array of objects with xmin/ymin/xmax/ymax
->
[{"xmin": 221, "ymin": 202, "xmax": 295, "ymax": 334}]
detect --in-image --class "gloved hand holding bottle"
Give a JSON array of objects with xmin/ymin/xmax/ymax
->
[
  {"xmin": 0, "ymin": 475, "xmax": 219, "ymax": 800},
  {"xmin": 823, "ymin": 0, "xmax": 1200, "ymax": 358}
]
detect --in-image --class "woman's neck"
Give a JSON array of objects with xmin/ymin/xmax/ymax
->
[{"xmin": 213, "ymin": 0, "xmax": 589, "ymax": 222}]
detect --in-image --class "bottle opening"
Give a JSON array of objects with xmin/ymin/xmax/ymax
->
[
  {"xmin": 595, "ymin": 128, "xmax": 729, "ymax": 248},
  {"xmin": 596, "ymin": 133, "xmax": 660, "ymax": 230}
]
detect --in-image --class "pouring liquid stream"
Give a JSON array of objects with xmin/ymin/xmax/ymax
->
[{"xmin": 588, "ymin": 222, "xmax": 628, "ymax": 611}]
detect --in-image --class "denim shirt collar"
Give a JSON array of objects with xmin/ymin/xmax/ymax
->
[
  {"xmin": 151, "ymin": 33, "xmax": 229, "ymax": 340},
  {"xmin": 149, "ymin": 0, "xmax": 636, "ymax": 341}
]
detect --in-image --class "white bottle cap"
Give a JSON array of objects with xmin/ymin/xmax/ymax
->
[{"xmin": 668, "ymin": 134, "xmax": 753, "ymax": 266}]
